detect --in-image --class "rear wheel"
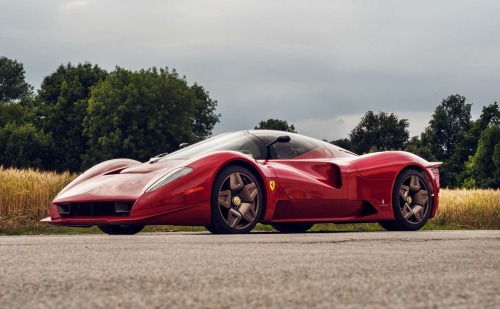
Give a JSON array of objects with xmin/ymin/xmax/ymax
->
[
  {"xmin": 380, "ymin": 169, "xmax": 432, "ymax": 231},
  {"xmin": 271, "ymin": 222, "xmax": 314, "ymax": 233},
  {"xmin": 97, "ymin": 225, "xmax": 144, "ymax": 235},
  {"xmin": 206, "ymin": 166, "xmax": 263, "ymax": 234}
]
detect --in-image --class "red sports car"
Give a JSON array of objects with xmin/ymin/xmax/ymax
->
[{"xmin": 43, "ymin": 130, "xmax": 441, "ymax": 234}]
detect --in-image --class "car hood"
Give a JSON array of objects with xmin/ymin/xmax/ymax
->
[{"xmin": 54, "ymin": 159, "xmax": 188, "ymax": 203}]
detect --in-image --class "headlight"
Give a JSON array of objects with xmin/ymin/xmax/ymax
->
[{"xmin": 146, "ymin": 167, "xmax": 194, "ymax": 192}]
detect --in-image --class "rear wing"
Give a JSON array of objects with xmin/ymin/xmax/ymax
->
[
  {"xmin": 426, "ymin": 162, "xmax": 443, "ymax": 168},
  {"xmin": 425, "ymin": 162, "xmax": 442, "ymax": 188}
]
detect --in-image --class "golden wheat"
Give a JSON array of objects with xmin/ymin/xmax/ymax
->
[
  {"xmin": 0, "ymin": 166, "xmax": 77, "ymax": 228},
  {"xmin": 433, "ymin": 189, "xmax": 500, "ymax": 229},
  {"xmin": 0, "ymin": 166, "xmax": 498, "ymax": 232}
]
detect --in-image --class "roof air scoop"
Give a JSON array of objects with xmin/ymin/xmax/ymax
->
[{"xmin": 149, "ymin": 152, "xmax": 168, "ymax": 164}]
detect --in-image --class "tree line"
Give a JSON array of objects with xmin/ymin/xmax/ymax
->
[
  {"xmin": 0, "ymin": 57, "xmax": 220, "ymax": 172},
  {"xmin": 1, "ymin": 56, "xmax": 499, "ymax": 188}
]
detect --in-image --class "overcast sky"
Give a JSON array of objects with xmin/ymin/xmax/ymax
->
[{"xmin": 2, "ymin": 0, "xmax": 499, "ymax": 141}]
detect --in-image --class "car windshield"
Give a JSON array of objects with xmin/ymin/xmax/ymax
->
[{"xmin": 159, "ymin": 131, "xmax": 266, "ymax": 160}]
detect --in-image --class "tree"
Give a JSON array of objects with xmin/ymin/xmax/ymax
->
[
  {"xmin": 83, "ymin": 67, "xmax": 219, "ymax": 167},
  {"xmin": 0, "ymin": 57, "xmax": 33, "ymax": 102},
  {"xmin": 330, "ymin": 138, "xmax": 351, "ymax": 151},
  {"xmin": 37, "ymin": 62, "xmax": 108, "ymax": 171},
  {"xmin": 405, "ymin": 136, "xmax": 437, "ymax": 162},
  {"xmin": 467, "ymin": 102, "xmax": 500, "ymax": 151},
  {"xmin": 421, "ymin": 95, "xmax": 471, "ymax": 161},
  {"xmin": 464, "ymin": 125, "xmax": 500, "ymax": 188},
  {"xmin": 191, "ymin": 83, "xmax": 220, "ymax": 140},
  {"xmin": 421, "ymin": 95, "xmax": 472, "ymax": 187},
  {"xmin": 453, "ymin": 102, "xmax": 500, "ymax": 185},
  {"xmin": 0, "ymin": 123, "xmax": 52, "ymax": 169},
  {"xmin": 254, "ymin": 119, "xmax": 297, "ymax": 132},
  {"xmin": 0, "ymin": 101, "xmax": 31, "ymax": 127},
  {"xmin": 349, "ymin": 111, "xmax": 409, "ymax": 154}
]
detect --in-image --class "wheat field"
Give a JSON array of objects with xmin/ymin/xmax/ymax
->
[
  {"xmin": 0, "ymin": 166, "xmax": 498, "ymax": 234},
  {"xmin": 434, "ymin": 189, "xmax": 500, "ymax": 229},
  {"xmin": 0, "ymin": 166, "xmax": 77, "ymax": 232}
]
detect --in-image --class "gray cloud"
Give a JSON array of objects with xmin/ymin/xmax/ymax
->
[{"xmin": 1, "ymin": 0, "xmax": 499, "ymax": 140}]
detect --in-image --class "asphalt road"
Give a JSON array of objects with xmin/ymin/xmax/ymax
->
[{"xmin": 1, "ymin": 230, "xmax": 499, "ymax": 309}]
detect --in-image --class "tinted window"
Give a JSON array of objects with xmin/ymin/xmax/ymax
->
[
  {"xmin": 161, "ymin": 132, "xmax": 266, "ymax": 160},
  {"xmin": 252, "ymin": 131, "xmax": 321, "ymax": 159}
]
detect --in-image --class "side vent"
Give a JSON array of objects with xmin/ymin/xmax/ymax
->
[
  {"xmin": 358, "ymin": 201, "xmax": 378, "ymax": 217},
  {"xmin": 331, "ymin": 164, "xmax": 342, "ymax": 189}
]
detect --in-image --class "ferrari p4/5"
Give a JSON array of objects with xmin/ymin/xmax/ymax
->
[{"xmin": 43, "ymin": 130, "xmax": 441, "ymax": 234}]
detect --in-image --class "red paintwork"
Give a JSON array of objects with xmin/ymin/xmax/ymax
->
[{"xmin": 44, "ymin": 130, "xmax": 440, "ymax": 227}]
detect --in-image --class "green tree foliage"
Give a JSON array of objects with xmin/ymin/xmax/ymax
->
[
  {"xmin": 405, "ymin": 136, "xmax": 437, "ymax": 162},
  {"xmin": 468, "ymin": 102, "xmax": 500, "ymax": 148},
  {"xmin": 330, "ymin": 138, "xmax": 351, "ymax": 151},
  {"xmin": 464, "ymin": 125, "xmax": 500, "ymax": 188},
  {"xmin": 0, "ymin": 57, "xmax": 33, "ymax": 102},
  {"xmin": 37, "ymin": 62, "xmax": 108, "ymax": 171},
  {"xmin": 191, "ymin": 83, "xmax": 220, "ymax": 140},
  {"xmin": 0, "ymin": 101, "xmax": 31, "ymax": 127},
  {"xmin": 0, "ymin": 123, "xmax": 52, "ymax": 169},
  {"xmin": 349, "ymin": 111, "xmax": 409, "ymax": 154},
  {"xmin": 422, "ymin": 95, "xmax": 471, "ymax": 160},
  {"xmin": 254, "ymin": 119, "xmax": 297, "ymax": 133},
  {"xmin": 83, "ymin": 67, "xmax": 219, "ymax": 167},
  {"xmin": 421, "ymin": 95, "xmax": 472, "ymax": 187},
  {"xmin": 0, "ymin": 57, "xmax": 45, "ymax": 169},
  {"xmin": 454, "ymin": 102, "xmax": 500, "ymax": 184}
]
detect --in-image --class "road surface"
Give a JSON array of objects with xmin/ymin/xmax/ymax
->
[{"xmin": 1, "ymin": 230, "xmax": 499, "ymax": 308}]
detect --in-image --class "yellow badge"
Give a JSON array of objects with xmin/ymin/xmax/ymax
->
[
  {"xmin": 269, "ymin": 181, "xmax": 276, "ymax": 191},
  {"xmin": 233, "ymin": 196, "xmax": 242, "ymax": 206}
]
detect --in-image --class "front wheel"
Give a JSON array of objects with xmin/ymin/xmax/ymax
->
[
  {"xmin": 206, "ymin": 166, "xmax": 263, "ymax": 234},
  {"xmin": 380, "ymin": 169, "xmax": 432, "ymax": 231},
  {"xmin": 271, "ymin": 222, "xmax": 314, "ymax": 233},
  {"xmin": 98, "ymin": 225, "xmax": 144, "ymax": 235}
]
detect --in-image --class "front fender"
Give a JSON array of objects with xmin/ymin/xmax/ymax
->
[{"xmin": 57, "ymin": 158, "xmax": 141, "ymax": 198}]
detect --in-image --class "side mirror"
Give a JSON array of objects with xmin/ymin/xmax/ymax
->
[
  {"xmin": 179, "ymin": 143, "xmax": 190, "ymax": 149},
  {"xmin": 266, "ymin": 135, "xmax": 291, "ymax": 160}
]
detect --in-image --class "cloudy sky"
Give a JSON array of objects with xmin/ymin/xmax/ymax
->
[{"xmin": 2, "ymin": 0, "xmax": 499, "ymax": 141}]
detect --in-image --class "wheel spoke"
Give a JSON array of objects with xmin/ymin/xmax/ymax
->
[
  {"xmin": 239, "ymin": 202, "xmax": 256, "ymax": 223},
  {"xmin": 413, "ymin": 190, "xmax": 429, "ymax": 206},
  {"xmin": 399, "ymin": 185, "xmax": 410, "ymax": 200},
  {"xmin": 402, "ymin": 203, "xmax": 413, "ymax": 220},
  {"xmin": 412, "ymin": 205, "xmax": 424, "ymax": 222},
  {"xmin": 227, "ymin": 209, "xmax": 242, "ymax": 228},
  {"xmin": 218, "ymin": 190, "xmax": 232, "ymax": 209},
  {"xmin": 409, "ymin": 175, "xmax": 421, "ymax": 193},
  {"xmin": 239, "ymin": 183, "xmax": 257, "ymax": 203},
  {"xmin": 229, "ymin": 173, "xmax": 244, "ymax": 192}
]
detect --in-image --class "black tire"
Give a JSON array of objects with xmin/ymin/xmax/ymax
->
[
  {"xmin": 379, "ymin": 169, "xmax": 433, "ymax": 231},
  {"xmin": 206, "ymin": 166, "xmax": 263, "ymax": 234},
  {"xmin": 97, "ymin": 225, "xmax": 144, "ymax": 235},
  {"xmin": 271, "ymin": 222, "xmax": 314, "ymax": 233}
]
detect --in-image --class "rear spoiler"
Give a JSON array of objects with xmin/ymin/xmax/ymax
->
[{"xmin": 426, "ymin": 162, "xmax": 443, "ymax": 168}]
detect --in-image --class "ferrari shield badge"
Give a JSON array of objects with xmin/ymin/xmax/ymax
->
[{"xmin": 269, "ymin": 181, "xmax": 276, "ymax": 191}]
